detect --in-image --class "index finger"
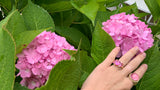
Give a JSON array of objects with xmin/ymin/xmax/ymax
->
[{"xmin": 101, "ymin": 47, "xmax": 120, "ymax": 67}]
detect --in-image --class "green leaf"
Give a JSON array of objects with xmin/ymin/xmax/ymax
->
[
  {"xmin": 157, "ymin": 0, "xmax": 160, "ymax": 7},
  {"xmin": 22, "ymin": 0, "xmax": 55, "ymax": 31},
  {"xmin": 35, "ymin": 0, "xmax": 73, "ymax": 13},
  {"xmin": 76, "ymin": 51, "xmax": 97, "ymax": 73},
  {"xmin": 71, "ymin": 0, "xmax": 99, "ymax": 25},
  {"xmin": 16, "ymin": 0, "xmax": 28, "ymax": 11},
  {"xmin": 55, "ymin": 27, "xmax": 91, "ymax": 51},
  {"xmin": 0, "ymin": 9, "xmax": 26, "ymax": 90},
  {"xmin": 144, "ymin": 0, "xmax": 160, "ymax": 21},
  {"xmin": 5, "ymin": 10, "xmax": 26, "ymax": 38},
  {"xmin": 91, "ymin": 22, "xmax": 115, "ymax": 64},
  {"xmin": 135, "ymin": 13, "xmax": 149, "ymax": 18},
  {"xmin": 71, "ymin": 24, "xmax": 92, "ymax": 40},
  {"xmin": 119, "ymin": 3, "xmax": 137, "ymax": 13},
  {"xmin": 150, "ymin": 25, "xmax": 160, "ymax": 35},
  {"xmin": 63, "ymin": 49, "xmax": 77, "ymax": 56},
  {"xmin": 79, "ymin": 71, "xmax": 90, "ymax": 88},
  {"xmin": 36, "ymin": 60, "xmax": 81, "ymax": 90},
  {"xmin": 14, "ymin": 82, "xmax": 30, "ymax": 90},
  {"xmin": 0, "ymin": 20, "xmax": 16, "ymax": 90},
  {"xmin": 136, "ymin": 41, "xmax": 160, "ymax": 90},
  {"xmin": 105, "ymin": 0, "xmax": 126, "ymax": 7},
  {"xmin": 95, "ymin": 10, "xmax": 117, "ymax": 26},
  {"xmin": 51, "ymin": 10, "xmax": 79, "ymax": 27},
  {"xmin": 0, "ymin": 0, "xmax": 12, "ymax": 13}
]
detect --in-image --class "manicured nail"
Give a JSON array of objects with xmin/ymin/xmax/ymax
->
[
  {"xmin": 134, "ymin": 46, "xmax": 139, "ymax": 51},
  {"xmin": 143, "ymin": 64, "xmax": 148, "ymax": 68},
  {"xmin": 116, "ymin": 47, "xmax": 120, "ymax": 50},
  {"xmin": 142, "ymin": 53, "xmax": 146, "ymax": 57}
]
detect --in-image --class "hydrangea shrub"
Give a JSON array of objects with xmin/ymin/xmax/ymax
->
[
  {"xmin": 16, "ymin": 31, "xmax": 76, "ymax": 89},
  {"xmin": 102, "ymin": 13, "xmax": 154, "ymax": 56}
]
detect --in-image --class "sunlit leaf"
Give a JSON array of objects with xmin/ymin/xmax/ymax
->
[
  {"xmin": 0, "ymin": 12, "xmax": 16, "ymax": 90},
  {"xmin": 22, "ymin": 0, "xmax": 55, "ymax": 31},
  {"xmin": 144, "ymin": 0, "xmax": 160, "ymax": 21},
  {"xmin": 71, "ymin": 0, "xmax": 99, "ymax": 25},
  {"xmin": 136, "ymin": 41, "xmax": 160, "ymax": 90},
  {"xmin": 36, "ymin": 60, "xmax": 81, "ymax": 90},
  {"xmin": 91, "ymin": 22, "xmax": 115, "ymax": 64},
  {"xmin": 35, "ymin": 0, "xmax": 73, "ymax": 13},
  {"xmin": 55, "ymin": 27, "xmax": 91, "ymax": 51}
]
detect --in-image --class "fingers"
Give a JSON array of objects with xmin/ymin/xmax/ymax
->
[
  {"xmin": 120, "ymin": 64, "xmax": 147, "ymax": 89},
  {"xmin": 122, "ymin": 53, "xmax": 146, "ymax": 75},
  {"xmin": 118, "ymin": 46, "xmax": 139, "ymax": 67},
  {"xmin": 101, "ymin": 47, "xmax": 120, "ymax": 67},
  {"xmin": 132, "ymin": 64, "xmax": 148, "ymax": 80},
  {"xmin": 126, "ymin": 64, "xmax": 148, "ymax": 86}
]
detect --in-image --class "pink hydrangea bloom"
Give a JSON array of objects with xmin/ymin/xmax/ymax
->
[
  {"xmin": 102, "ymin": 13, "xmax": 154, "ymax": 56},
  {"xmin": 16, "ymin": 31, "xmax": 76, "ymax": 89}
]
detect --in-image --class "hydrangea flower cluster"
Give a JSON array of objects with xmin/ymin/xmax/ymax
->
[
  {"xmin": 16, "ymin": 31, "xmax": 76, "ymax": 89},
  {"xmin": 102, "ymin": 13, "xmax": 154, "ymax": 56}
]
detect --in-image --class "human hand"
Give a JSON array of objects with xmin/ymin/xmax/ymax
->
[{"xmin": 81, "ymin": 47, "xmax": 148, "ymax": 90}]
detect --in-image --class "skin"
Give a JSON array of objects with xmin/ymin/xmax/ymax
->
[{"xmin": 81, "ymin": 47, "xmax": 148, "ymax": 90}]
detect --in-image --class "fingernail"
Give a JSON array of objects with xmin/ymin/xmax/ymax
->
[
  {"xmin": 143, "ymin": 64, "xmax": 148, "ymax": 68},
  {"xmin": 116, "ymin": 47, "xmax": 120, "ymax": 50},
  {"xmin": 134, "ymin": 46, "xmax": 139, "ymax": 51},
  {"xmin": 142, "ymin": 53, "xmax": 146, "ymax": 57}
]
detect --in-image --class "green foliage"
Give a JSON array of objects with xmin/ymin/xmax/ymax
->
[
  {"xmin": 136, "ymin": 41, "xmax": 160, "ymax": 90},
  {"xmin": 91, "ymin": 22, "xmax": 115, "ymax": 64},
  {"xmin": 144, "ymin": 0, "xmax": 160, "ymax": 21},
  {"xmin": 0, "ymin": 0, "xmax": 56, "ymax": 89},
  {"xmin": 52, "ymin": 10, "xmax": 75, "ymax": 27},
  {"xmin": 119, "ymin": 3, "xmax": 149, "ymax": 18},
  {"xmin": 55, "ymin": 27, "xmax": 91, "ymax": 51},
  {"xmin": 157, "ymin": 0, "xmax": 160, "ymax": 7},
  {"xmin": 36, "ymin": 60, "xmax": 81, "ymax": 90},
  {"xmin": 119, "ymin": 3, "xmax": 137, "ymax": 13},
  {"xmin": 5, "ymin": 10, "xmax": 26, "ymax": 38},
  {"xmin": 35, "ymin": 0, "xmax": 73, "ymax": 13},
  {"xmin": 65, "ymin": 42, "xmax": 97, "ymax": 88},
  {"xmin": 75, "ymin": 50, "xmax": 97, "ymax": 73},
  {"xmin": 0, "ymin": 0, "xmax": 12, "ymax": 12},
  {"xmin": 71, "ymin": 0, "xmax": 99, "ymax": 25},
  {"xmin": 78, "ymin": 72, "xmax": 90, "ymax": 88},
  {"xmin": 0, "ymin": 11, "xmax": 16, "ymax": 90},
  {"xmin": 105, "ymin": 0, "xmax": 127, "ymax": 7},
  {"xmin": 15, "ymin": 28, "xmax": 49, "ymax": 54},
  {"xmin": 16, "ymin": 0, "xmax": 28, "ymax": 11},
  {"xmin": 95, "ymin": 10, "xmax": 117, "ymax": 26},
  {"xmin": 150, "ymin": 25, "xmax": 160, "ymax": 35},
  {"xmin": 71, "ymin": 24, "xmax": 92, "ymax": 40},
  {"xmin": 22, "ymin": 0, "xmax": 55, "ymax": 31}
]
